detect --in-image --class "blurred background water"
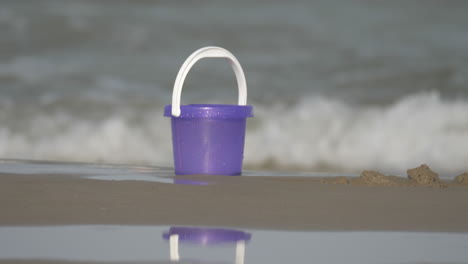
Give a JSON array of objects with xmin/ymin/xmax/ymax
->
[{"xmin": 1, "ymin": 0, "xmax": 467, "ymax": 175}]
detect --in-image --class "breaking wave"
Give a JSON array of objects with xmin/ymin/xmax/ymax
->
[{"xmin": 0, "ymin": 91, "xmax": 467, "ymax": 176}]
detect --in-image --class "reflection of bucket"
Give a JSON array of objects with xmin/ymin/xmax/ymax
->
[
  {"xmin": 163, "ymin": 226, "xmax": 252, "ymax": 264},
  {"xmin": 164, "ymin": 47, "xmax": 253, "ymax": 175}
]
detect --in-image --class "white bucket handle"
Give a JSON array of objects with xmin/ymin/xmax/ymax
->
[{"xmin": 171, "ymin": 46, "xmax": 247, "ymax": 117}]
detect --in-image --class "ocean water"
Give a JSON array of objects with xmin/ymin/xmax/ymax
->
[
  {"xmin": 2, "ymin": 225, "xmax": 468, "ymax": 264},
  {"xmin": 1, "ymin": 0, "xmax": 468, "ymax": 175}
]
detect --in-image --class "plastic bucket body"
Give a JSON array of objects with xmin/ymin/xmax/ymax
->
[{"xmin": 165, "ymin": 104, "xmax": 253, "ymax": 175}]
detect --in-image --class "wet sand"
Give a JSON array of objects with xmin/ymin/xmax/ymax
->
[{"xmin": 1, "ymin": 170, "xmax": 467, "ymax": 232}]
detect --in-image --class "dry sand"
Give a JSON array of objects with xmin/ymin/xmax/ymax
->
[
  {"xmin": 323, "ymin": 164, "xmax": 468, "ymax": 188},
  {"xmin": 1, "ymin": 164, "xmax": 467, "ymax": 232},
  {"xmin": 454, "ymin": 172, "xmax": 468, "ymax": 185}
]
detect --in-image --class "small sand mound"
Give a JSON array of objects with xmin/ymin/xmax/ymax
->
[
  {"xmin": 320, "ymin": 164, "xmax": 463, "ymax": 188},
  {"xmin": 454, "ymin": 172, "xmax": 468, "ymax": 185},
  {"xmin": 407, "ymin": 164, "xmax": 440, "ymax": 186},
  {"xmin": 359, "ymin": 170, "xmax": 407, "ymax": 186}
]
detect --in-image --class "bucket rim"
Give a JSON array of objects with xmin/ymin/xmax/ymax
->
[
  {"xmin": 164, "ymin": 104, "xmax": 253, "ymax": 119},
  {"xmin": 162, "ymin": 226, "xmax": 252, "ymax": 244}
]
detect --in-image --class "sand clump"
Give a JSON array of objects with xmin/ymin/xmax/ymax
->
[
  {"xmin": 320, "ymin": 170, "xmax": 410, "ymax": 187},
  {"xmin": 454, "ymin": 172, "xmax": 468, "ymax": 185},
  {"xmin": 358, "ymin": 170, "xmax": 408, "ymax": 186},
  {"xmin": 321, "ymin": 164, "xmax": 459, "ymax": 188},
  {"xmin": 407, "ymin": 164, "xmax": 440, "ymax": 186}
]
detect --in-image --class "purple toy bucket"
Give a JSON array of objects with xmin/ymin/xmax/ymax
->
[{"xmin": 164, "ymin": 47, "xmax": 253, "ymax": 175}]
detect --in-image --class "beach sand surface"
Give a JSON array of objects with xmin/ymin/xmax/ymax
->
[{"xmin": 1, "ymin": 170, "xmax": 467, "ymax": 232}]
